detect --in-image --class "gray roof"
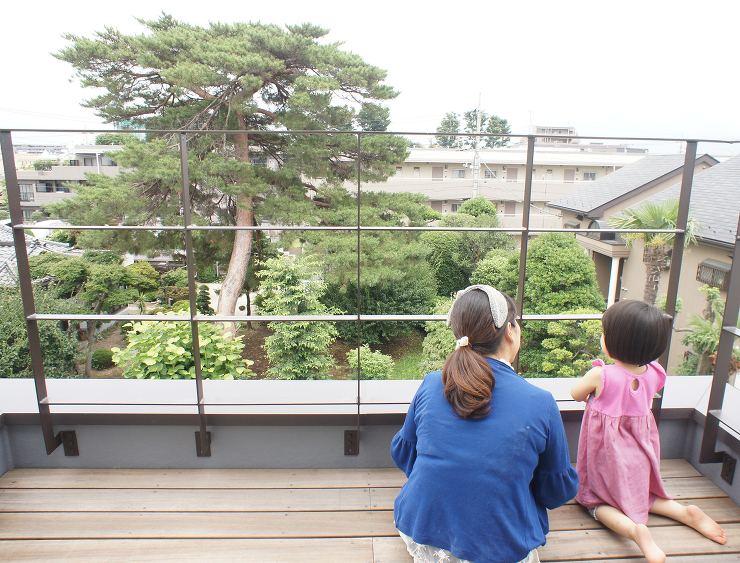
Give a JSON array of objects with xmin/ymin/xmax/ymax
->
[
  {"xmin": 548, "ymin": 154, "xmax": 718, "ymax": 215},
  {"xmin": 0, "ymin": 226, "xmax": 81, "ymax": 286},
  {"xmin": 634, "ymin": 153, "xmax": 740, "ymax": 247}
]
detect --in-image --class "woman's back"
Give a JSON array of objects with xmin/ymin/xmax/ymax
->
[{"xmin": 392, "ymin": 358, "xmax": 578, "ymax": 563}]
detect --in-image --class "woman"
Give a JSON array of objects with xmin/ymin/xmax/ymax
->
[{"xmin": 392, "ymin": 285, "xmax": 578, "ymax": 563}]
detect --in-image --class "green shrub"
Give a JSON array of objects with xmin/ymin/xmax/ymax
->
[
  {"xmin": 91, "ymin": 349, "xmax": 115, "ymax": 370},
  {"xmin": 346, "ymin": 345, "xmax": 395, "ymax": 380},
  {"xmin": 322, "ymin": 269, "xmax": 436, "ymax": 344},
  {"xmin": 112, "ymin": 314, "xmax": 253, "ymax": 380},
  {"xmin": 161, "ymin": 267, "xmax": 189, "ymax": 288},
  {"xmin": 0, "ymin": 287, "xmax": 81, "ymax": 378},
  {"xmin": 419, "ymin": 297, "xmax": 455, "ymax": 375},
  {"xmin": 172, "ymin": 300, "xmax": 191, "ymax": 312},
  {"xmin": 197, "ymin": 265, "xmax": 220, "ymax": 283}
]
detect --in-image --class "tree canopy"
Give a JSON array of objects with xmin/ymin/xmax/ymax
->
[
  {"xmin": 434, "ymin": 110, "xmax": 511, "ymax": 149},
  {"xmin": 609, "ymin": 198, "xmax": 699, "ymax": 304},
  {"xmin": 54, "ymin": 14, "xmax": 408, "ymax": 320},
  {"xmin": 471, "ymin": 233, "xmax": 606, "ymax": 376}
]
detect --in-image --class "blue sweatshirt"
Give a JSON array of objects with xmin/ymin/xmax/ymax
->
[{"xmin": 391, "ymin": 358, "xmax": 578, "ymax": 563}]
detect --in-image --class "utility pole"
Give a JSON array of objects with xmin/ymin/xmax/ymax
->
[{"xmin": 472, "ymin": 94, "xmax": 482, "ymax": 198}]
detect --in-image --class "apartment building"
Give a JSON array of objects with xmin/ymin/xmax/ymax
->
[
  {"xmin": 15, "ymin": 145, "xmax": 122, "ymax": 221},
  {"xmin": 360, "ymin": 147, "xmax": 645, "ymax": 229}
]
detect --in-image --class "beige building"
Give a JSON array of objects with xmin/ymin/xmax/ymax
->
[
  {"xmin": 549, "ymin": 153, "xmax": 740, "ymax": 370},
  {"xmin": 15, "ymin": 145, "xmax": 122, "ymax": 221},
  {"xmin": 357, "ymin": 147, "xmax": 645, "ymax": 230}
]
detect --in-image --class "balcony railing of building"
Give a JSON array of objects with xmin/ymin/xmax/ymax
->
[{"xmin": 1, "ymin": 128, "xmax": 740, "ymax": 469}]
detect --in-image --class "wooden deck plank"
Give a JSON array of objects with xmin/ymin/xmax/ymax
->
[
  {"xmin": 372, "ymin": 536, "xmax": 413, "ymax": 563},
  {"xmin": 0, "ymin": 487, "xmax": 375, "ymax": 512},
  {"xmin": 659, "ymin": 459, "xmax": 702, "ymax": 479},
  {"xmin": 665, "ymin": 476, "xmax": 730, "ymax": 499},
  {"xmin": 539, "ymin": 522, "xmax": 740, "ymax": 561},
  {"xmin": 0, "ymin": 538, "xmax": 377, "ymax": 563},
  {"xmin": 0, "ymin": 510, "xmax": 399, "ymax": 540},
  {"xmin": 0, "ymin": 468, "xmax": 407, "ymax": 490}
]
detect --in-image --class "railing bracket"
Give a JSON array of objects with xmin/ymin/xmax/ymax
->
[
  {"xmin": 721, "ymin": 452, "xmax": 736, "ymax": 485},
  {"xmin": 195, "ymin": 431, "xmax": 212, "ymax": 457},
  {"xmin": 344, "ymin": 430, "xmax": 359, "ymax": 456},
  {"xmin": 59, "ymin": 431, "xmax": 79, "ymax": 456}
]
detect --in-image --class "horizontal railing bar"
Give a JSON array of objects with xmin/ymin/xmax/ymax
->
[
  {"xmin": 11, "ymin": 223, "xmax": 684, "ymax": 235},
  {"xmin": 722, "ymin": 326, "xmax": 740, "ymax": 337},
  {"xmin": 30, "ymin": 313, "xmax": 603, "ymax": 322},
  {"xmin": 38, "ymin": 401, "xmax": 410, "ymax": 407},
  {"xmin": 4, "ymin": 127, "xmax": 740, "ymax": 144}
]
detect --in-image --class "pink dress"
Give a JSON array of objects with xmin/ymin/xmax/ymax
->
[{"xmin": 575, "ymin": 359, "xmax": 671, "ymax": 524}]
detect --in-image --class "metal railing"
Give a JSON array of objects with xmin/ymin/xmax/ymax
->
[{"xmin": 2, "ymin": 128, "xmax": 739, "ymax": 463}]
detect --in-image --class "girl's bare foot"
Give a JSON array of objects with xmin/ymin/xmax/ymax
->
[
  {"xmin": 686, "ymin": 505, "xmax": 728, "ymax": 544},
  {"xmin": 635, "ymin": 524, "xmax": 666, "ymax": 563}
]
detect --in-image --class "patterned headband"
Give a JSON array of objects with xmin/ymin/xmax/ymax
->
[{"xmin": 446, "ymin": 284, "xmax": 510, "ymax": 329}]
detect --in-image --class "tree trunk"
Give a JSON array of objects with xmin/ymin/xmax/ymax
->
[
  {"xmin": 83, "ymin": 297, "xmax": 107, "ymax": 378},
  {"xmin": 642, "ymin": 245, "xmax": 668, "ymax": 305},
  {"xmin": 215, "ymin": 128, "xmax": 254, "ymax": 333},
  {"xmin": 696, "ymin": 352, "xmax": 714, "ymax": 376},
  {"xmin": 217, "ymin": 205, "xmax": 254, "ymax": 330}
]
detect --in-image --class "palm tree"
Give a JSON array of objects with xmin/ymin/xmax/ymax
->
[{"xmin": 609, "ymin": 198, "xmax": 699, "ymax": 304}]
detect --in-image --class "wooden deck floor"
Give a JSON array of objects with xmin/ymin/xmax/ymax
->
[{"xmin": 1, "ymin": 460, "xmax": 739, "ymax": 562}]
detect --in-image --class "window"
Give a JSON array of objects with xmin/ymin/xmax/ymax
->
[
  {"xmin": 506, "ymin": 168, "xmax": 517, "ymax": 182},
  {"xmin": 451, "ymin": 203, "xmax": 461, "ymax": 212},
  {"xmin": 57, "ymin": 184, "xmax": 70, "ymax": 193},
  {"xmin": 484, "ymin": 170, "xmax": 497, "ymax": 179},
  {"xmin": 451, "ymin": 169, "xmax": 465, "ymax": 178},
  {"xmin": 36, "ymin": 182, "xmax": 54, "ymax": 193},
  {"xmin": 583, "ymin": 172, "xmax": 596, "ymax": 181},
  {"xmin": 395, "ymin": 167, "xmax": 403, "ymax": 177},
  {"xmin": 19, "ymin": 184, "xmax": 34, "ymax": 202},
  {"xmin": 697, "ymin": 259, "xmax": 731, "ymax": 291},
  {"xmin": 504, "ymin": 202, "xmax": 516, "ymax": 215},
  {"xmin": 413, "ymin": 167, "xmax": 420, "ymax": 178},
  {"xmin": 83, "ymin": 157, "xmax": 96, "ymax": 167},
  {"xmin": 22, "ymin": 209, "xmax": 34, "ymax": 221}
]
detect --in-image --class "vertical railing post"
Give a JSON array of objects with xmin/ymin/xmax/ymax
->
[
  {"xmin": 1, "ymin": 130, "xmax": 62, "ymax": 455},
  {"xmin": 514, "ymin": 136, "xmax": 535, "ymax": 371},
  {"xmin": 654, "ymin": 140, "xmax": 698, "ymax": 424},
  {"xmin": 699, "ymin": 209, "xmax": 740, "ymax": 464},
  {"xmin": 355, "ymin": 133, "xmax": 362, "ymax": 445},
  {"xmin": 179, "ymin": 134, "xmax": 210, "ymax": 456}
]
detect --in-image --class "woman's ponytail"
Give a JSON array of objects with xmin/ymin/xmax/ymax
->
[{"xmin": 442, "ymin": 287, "xmax": 517, "ymax": 419}]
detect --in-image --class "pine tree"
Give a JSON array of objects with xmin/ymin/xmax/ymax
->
[{"xmin": 54, "ymin": 15, "xmax": 408, "ymax": 322}]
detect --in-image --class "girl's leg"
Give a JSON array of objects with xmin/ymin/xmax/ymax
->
[
  {"xmin": 649, "ymin": 498, "xmax": 727, "ymax": 544},
  {"xmin": 594, "ymin": 505, "xmax": 666, "ymax": 563}
]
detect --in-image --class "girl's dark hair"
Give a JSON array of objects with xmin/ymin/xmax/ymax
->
[
  {"xmin": 602, "ymin": 299, "xmax": 671, "ymax": 365},
  {"xmin": 442, "ymin": 289, "xmax": 517, "ymax": 419}
]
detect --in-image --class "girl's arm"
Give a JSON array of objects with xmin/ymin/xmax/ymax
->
[{"xmin": 570, "ymin": 366, "xmax": 602, "ymax": 402}]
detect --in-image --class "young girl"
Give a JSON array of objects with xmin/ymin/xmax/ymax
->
[
  {"xmin": 571, "ymin": 299, "xmax": 727, "ymax": 563},
  {"xmin": 393, "ymin": 285, "xmax": 578, "ymax": 563}
]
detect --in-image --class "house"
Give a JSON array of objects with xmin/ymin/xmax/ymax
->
[
  {"xmin": 14, "ymin": 145, "xmax": 122, "ymax": 221},
  {"xmin": 355, "ymin": 147, "xmax": 645, "ymax": 230},
  {"xmin": 0, "ymin": 224, "xmax": 81, "ymax": 286},
  {"xmin": 616, "ymin": 154, "xmax": 740, "ymax": 368},
  {"xmin": 547, "ymin": 154, "xmax": 719, "ymax": 307}
]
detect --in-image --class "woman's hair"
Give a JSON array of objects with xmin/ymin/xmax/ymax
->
[
  {"xmin": 602, "ymin": 299, "xmax": 671, "ymax": 365},
  {"xmin": 442, "ymin": 288, "xmax": 517, "ymax": 419}
]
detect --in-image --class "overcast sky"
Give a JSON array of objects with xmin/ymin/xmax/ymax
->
[{"xmin": 3, "ymin": 0, "xmax": 739, "ymax": 155}]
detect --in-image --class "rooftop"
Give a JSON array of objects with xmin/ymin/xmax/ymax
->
[{"xmin": 548, "ymin": 154, "xmax": 719, "ymax": 215}]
